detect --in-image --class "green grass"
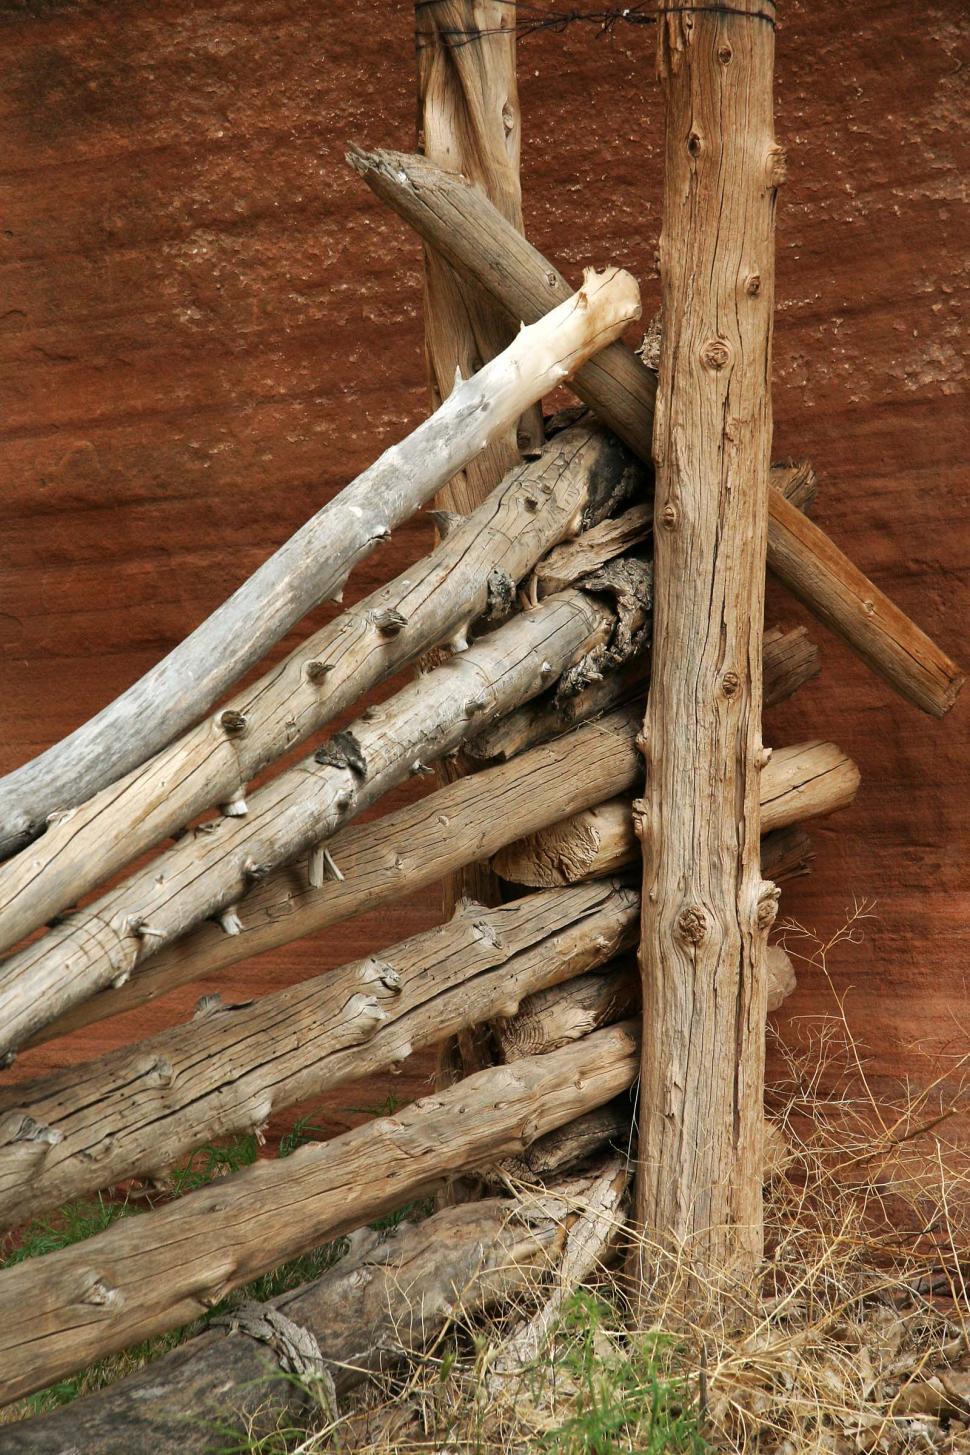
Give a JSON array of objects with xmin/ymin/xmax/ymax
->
[{"xmin": 537, "ymin": 1292, "xmax": 710, "ymax": 1455}]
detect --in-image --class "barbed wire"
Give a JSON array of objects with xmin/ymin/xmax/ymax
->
[{"xmin": 414, "ymin": 4, "xmax": 776, "ymax": 50}]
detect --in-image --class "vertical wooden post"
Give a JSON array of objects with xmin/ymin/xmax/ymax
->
[
  {"xmin": 632, "ymin": 0, "xmax": 782, "ymax": 1299},
  {"xmin": 416, "ymin": 0, "xmax": 538, "ymax": 1083}
]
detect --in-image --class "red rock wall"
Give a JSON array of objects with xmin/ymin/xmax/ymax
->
[{"xmin": 0, "ymin": 1, "xmax": 966, "ymax": 1146}]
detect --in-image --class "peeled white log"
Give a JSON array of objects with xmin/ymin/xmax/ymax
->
[
  {"xmin": 0, "ymin": 881, "xmax": 638, "ymax": 1227},
  {"xmin": 32, "ymin": 704, "xmax": 646, "ymax": 1047},
  {"xmin": 0, "ymin": 573, "xmax": 645, "ymax": 1062},
  {"xmin": 0, "ymin": 422, "xmax": 644, "ymax": 958},
  {"xmin": 0, "ymin": 1184, "xmax": 596, "ymax": 1454},
  {"xmin": 470, "ymin": 621, "xmax": 820, "ymax": 765},
  {"xmin": 492, "ymin": 741, "xmax": 860, "ymax": 887},
  {"xmin": 0, "ymin": 266, "xmax": 641, "ymax": 862},
  {"xmin": 0, "ymin": 1021, "xmax": 640, "ymax": 1407}
]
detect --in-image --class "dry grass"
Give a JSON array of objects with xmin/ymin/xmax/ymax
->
[{"xmin": 323, "ymin": 907, "xmax": 970, "ymax": 1455}]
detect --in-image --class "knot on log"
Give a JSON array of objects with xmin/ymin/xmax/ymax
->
[
  {"xmin": 556, "ymin": 558, "xmax": 653, "ymax": 703},
  {"xmin": 212, "ymin": 1300, "xmax": 338, "ymax": 1416},
  {"xmin": 219, "ymin": 710, "xmax": 248, "ymax": 738},
  {"xmin": 675, "ymin": 905, "xmax": 709, "ymax": 948},
  {"xmin": 314, "ymin": 731, "xmax": 368, "ymax": 780}
]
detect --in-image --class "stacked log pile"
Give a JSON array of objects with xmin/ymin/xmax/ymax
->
[{"xmin": 0, "ymin": 1, "xmax": 962, "ymax": 1443}]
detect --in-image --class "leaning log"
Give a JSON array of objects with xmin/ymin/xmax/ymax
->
[
  {"xmin": 31, "ymin": 705, "xmax": 646, "ymax": 1045},
  {"xmin": 0, "ymin": 1187, "xmax": 588, "ymax": 1454},
  {"xmin": 493, "ymin": 946, "xmax": 796, "ymax": 1063},
  {"xmin": 0, "ymin": 881, "xmax": 638, "ymax": 1228},
  {"xmin": 0, "ymin": 265, "xmax": 641, "ymax": 863},
  {"xmin": 0, "ymin": 562, "xmax": 650, "ymax": 1062},
  {"xmin": 0, "ymin": 423, "xmax": 644, "ymax": 959},
  {"xmin": 0, "ymin": 1021, "xmax": 640, "ymax": 1406},
  {"xmin": 349, "ymin": 146, "xmax": 965, "ymax": 719},
  {"xmin": 31, "ymin": 715, "xmax": 821, "ymax": 1048},
  {"xmin": 492, "ymin": 741, "xmax": 859, "ymax": 886},
  {"xmin": 470, "ymin": 621, "xmax": 819, "ymax": 765}
]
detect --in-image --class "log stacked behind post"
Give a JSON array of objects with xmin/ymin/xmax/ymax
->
[
  {"xmin": 349, "ymin": 146, "xmax": 965, "ymax": 718},
  {"xmin": 0, "ymin": 1023, "xmax": 640, "ymax": 1407}
]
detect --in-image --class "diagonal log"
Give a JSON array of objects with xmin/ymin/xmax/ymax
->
[
  {"xmin": 0, "ymin": 1186, "xmax": 592, "ymax": 1454},
  {"xmin": 0, "ymin": 881, "xmax": 638, "ymax": 1228},
  {"xmin": 493, "ymin": 945, "xmax": 796, "ymax": 1064},
  {"xmin": 0, "ymin": 264, "xmax": 640, "ymax": 864},
  {"xmin": 470, "ymin": 621, "xmax": 820, "ymax": 765},
  {"xmin": 0, "ymin": 568, "xmax": 649, "ymax": 1063},
  {"xmin": 0, "ymin": 423, "xmax": 643, "ymax": 960},
  {"xmin": 0, "ymin": 1021, "xmax": 641, "ymax": 1407},
  {"xmin": 348, "ymin": 146, "xmax": 965, "ymax": 718},
  {"xmin": 491, "ymin": 742, "xmax": 859, "ymax": 887},
  {"xmin": 30, "ymin": 718, "xmax": 822, "ymax": 1049}
]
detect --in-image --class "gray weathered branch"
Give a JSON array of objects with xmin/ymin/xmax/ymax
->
[
  {"xmin": 0, "ymin": 881, "xmax": 638, "ymax": 1228},
  {"xmin": 0, "ymin": 423, "xmax": 644, "ymax": 959},
  {"xmin": 0, "ymin": 564, "xmax": 651, "ymax": 1061},
  {"xmin": 0, "ymin": 1185, "xmax": 589, "ymax": 1454},
  {"xmin": 0, "ymin": 1021, "xmax": 640, "ymax": 1406},
  {"xmin": 0, "ymin": 265, "xmax": 641, "ymax": 862}
]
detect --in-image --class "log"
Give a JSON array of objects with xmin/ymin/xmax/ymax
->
[
  {"xmin": 0, "ymin": 1021, "xmax": 640, "ymax": 1406},
  {"xmin": 0, "ymin": 564, "xmax": 650, "ymax": 1062},
  {"xmin": 0, "ymin": 881, "xmax": 638, "ymax": 1227},
  {"xmin": 31, "ymin": 705, "xmax": 647, "ymax": 1046},
  {"xmin": 0, "ymin": 1188, "xmax": 585, "ymax": 1454},
  {"xmin": 0, "ymin": 422, "xmax": 644, "ymax": 959},
  {"xmin": 0, "ymin": 265, "xmax": 641, "ymax": 864},
  {"xmin": 470, "ymin": 621, "xmax": 819, "ymax": 765},
  {"xmin": 525, "ymin": 1102, "xmax": 632, "ymax": 1177},
  {"xmin": 635, "ymin": 0, "xmax": 779, "ymax": 1286},
  {"xmin": 349, "ymin": 145, "xmax": 965, "ymax": 718},
  {"xmin": 417, "ymin": 0, "xmax": 539, "ymax": 940},
  {"xmin": 492, "ymin": 741, "xmax": 858, "ymax": 887},
  {"xmin": 494, "ymin": 947, "xmax": 795, "ymax": 1063}
]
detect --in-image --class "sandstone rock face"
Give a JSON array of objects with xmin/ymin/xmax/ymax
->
[{"xmin": 0, "ymin": 2, "xmax": 965, "ymax": 1146}]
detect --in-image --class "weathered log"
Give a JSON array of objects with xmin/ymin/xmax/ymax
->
[
  {"xmin": 31, "ymin": 705, "xmax": 647, "ymax": 1046},
  {"xmin": 635, "ymin": 0, "xmax": 779, "ymax": 1286},
  {"xmin": 470, "ymin": 622, "xmax": 819, "ymax": 765},
  {"xmin": 0, "ymin": 562, "xmax": 650, "ymax": 1062},
  {"xmin": 0, "ymin": 1188, "xmax": 587, "ymax": 1454},
  {"xmin": 0, "ymin": 1021, "xmax": 640, "ymax": 1406},
  {"xmin": 0, "ymin": 423, "xmax": 643, "ymax": 960},
  {"xmin": 0, "ymin": 266, "xmax": 641, "ymax": 865},
  {"xmin": 492, "ymin": 742, "xmax": 859, "ymax": 886},
  {"xmin": 488, "ymin": 1159, "xmax": 628, "ymax": 1389},
  {"xmin": 525, "ymin": 1102, "xmax": 633, "ymax": 1177},
  {"xmin": 0, "ymin": 881, "xmax": 638, "ymax": 1227},
  {"xmin": 349, "ymin": 145, "xmax": 965, "ymax": 718},
  {"xmin": 494, "ymin": 946, "xmax": 796, "ymax": 1063},
  {"xmin": 417, "ymin": 0, "xmax": 539, "ymax": 942}
]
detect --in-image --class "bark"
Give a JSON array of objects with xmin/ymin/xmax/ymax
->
[
  {"xmin": 0, "ymin": 423, "xmax": 644, "ymax": 960},
  {"xmin": 0, "ymin": 882, "xmax": 638, "ymax": 1228},
  {"xmin": 0, "ymin": 1021, "xmax": 640, "ymax": 1407},
  {"xmin": 0, "ymin": 265, "xmax": 640, "ymax": 864},
  {"xmin": 0, "ymin": 561, "xmax": 650, "ymax": 1062},
  {"xmin": 634, "ymin": 0, "xmax": 779, "ymax": 1288},
  {"xmin": 349, "ymin": 145, "xmax": 965, "ymax": 718},
  {"xmin": 0, "ymin": 1188, "xmax": 587, "ymax": 1454},
  {"xmin": 492, "ymin": 741, "xmax": 859, "ymax": 886},
  {"xmin": 494, "ymin": 947, "xmax": 795, "ymax": 1063},
  {"xmin": 470, "ymin": 621, "xmax": 819, "ymax": 765},
  {"xmin": 31, "ymin": 704, "xmax": 647, "ymax": 1047},
  {"xmin": 416, "ymin": 0, "xmax": 540, "ymax": 939}
]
